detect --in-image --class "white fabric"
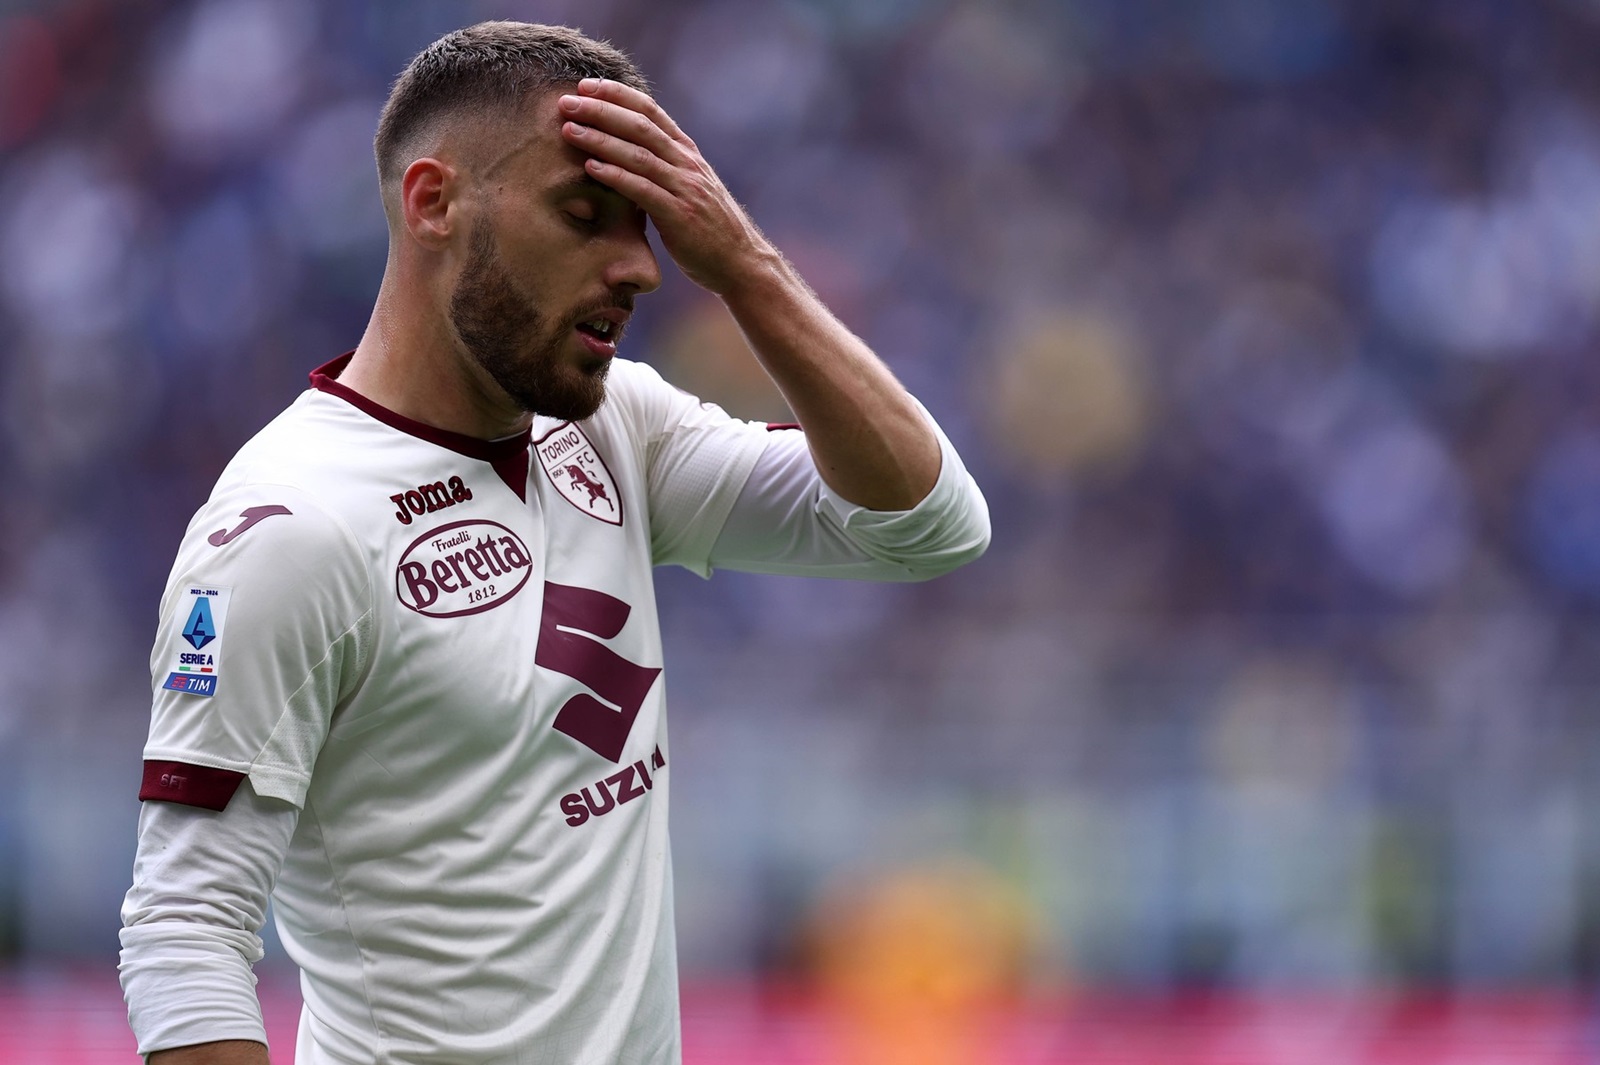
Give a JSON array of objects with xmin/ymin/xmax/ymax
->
[
  {"xmin": 710, "ymin": 402, "xmax": 990, "ymax": 579},
  {"xmin": 121, "ymin": 783, "xmax": 299, "ymax": 1056},
  {"xmin": 120, "ymin": 357, "xmax": 990, "ymax": 1064}
]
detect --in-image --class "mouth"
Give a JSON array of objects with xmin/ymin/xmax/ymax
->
[{"xmin": 573, "ymin": 309, "xmax": 628, "ymax": 358}]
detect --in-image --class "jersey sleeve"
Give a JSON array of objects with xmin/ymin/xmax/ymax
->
[
  {"xmin": 120, "ymin": 782, "xmax": 300, "ymax": 1056},
  {"xmin": 707, "ymin": 399, "xmax": 992, "ymax": 580},
  {"xmin": 141, "ymin": 483, "xmax": 373, "ymax": 811},
  {"xmin": 611, "ymin": 360, "xmax": 773, "ymax": 576}
]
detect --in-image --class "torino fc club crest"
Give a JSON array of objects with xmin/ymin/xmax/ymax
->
[{"xmin": 535, "ymin": 423, "xmax": 622, "ymax": 527}]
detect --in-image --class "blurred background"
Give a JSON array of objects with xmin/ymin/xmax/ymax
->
[{"xmin": 5, "ymin": 0, "xmax": 1600, "ymax": 1060}]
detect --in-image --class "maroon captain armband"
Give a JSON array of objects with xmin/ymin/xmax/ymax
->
[{"xmin": 139, "ymin": 760, "xmax": 247, "ymax": 811}]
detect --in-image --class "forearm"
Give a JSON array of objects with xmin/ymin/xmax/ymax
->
[
  {"xmin": 149, "ymin": 1040, "xmax": 269, "ymax": 1064},
  {"xmin": 719, "ymin": 248, "xmax": 941, "ymax": 511},
  {"xmin": 557, "ymin": 78, "xmax": 942, "ymax": 510}
]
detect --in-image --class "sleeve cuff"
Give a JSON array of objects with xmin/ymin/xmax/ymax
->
[
  {"xmin": 813, "ymin": 402, "xmax": 991, "ymax": 569},
  {"xmin": 120, "ymin": 923, "xmax": 267, "ymax": 1056}
]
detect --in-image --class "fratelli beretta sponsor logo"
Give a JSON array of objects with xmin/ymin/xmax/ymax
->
[{"xmin": 396, "ymin": 519, "xmax": 533, "ymax": 617}]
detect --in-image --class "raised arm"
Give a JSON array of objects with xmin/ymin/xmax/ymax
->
[{"xmin": 558, "ymin": 79, "xmax": 942, "ymax": 512}]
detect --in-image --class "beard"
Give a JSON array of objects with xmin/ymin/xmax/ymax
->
[{"xmin": 448, "ymin": 221, "xmax": 611, "ymax": 423}]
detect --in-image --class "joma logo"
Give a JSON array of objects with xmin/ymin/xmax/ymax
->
[{"xmin": 392, "ymin": 476, "xmax": 473, "ymax": 525}]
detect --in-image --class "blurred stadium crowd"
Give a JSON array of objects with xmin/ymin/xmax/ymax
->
[{"xmin": 4, "ymin": 0, "xmax": 1600, "ymax": 1006}]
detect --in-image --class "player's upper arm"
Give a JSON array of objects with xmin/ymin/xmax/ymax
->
[
  {"xmin": 143, "ymin": 483, "xmax": 373, "ymax": 812},
  {"xmin": 607, "ymin": 360, "xmax": 773, "ymax": 574}
]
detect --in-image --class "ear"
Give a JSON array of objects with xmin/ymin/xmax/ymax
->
[{"xmin": 399, "ymin": 157, "xmax": 457, "ymax": 249}]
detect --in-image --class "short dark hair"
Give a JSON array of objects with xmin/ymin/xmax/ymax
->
[{"xmin": 374, "ymin": 21, "xmax": 648, "ymax": 186}]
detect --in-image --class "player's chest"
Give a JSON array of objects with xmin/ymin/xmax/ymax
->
[
  {"xmin": 365, "ymin": 424, "xmax": 654, "ymax": 677},
  {"xmin": 372, "ymin": 423, "xmax": 634, "ymax": 589}
]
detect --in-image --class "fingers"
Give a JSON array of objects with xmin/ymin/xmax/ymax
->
[
  {"xmin": 558, "ymin": 86, "xmax": 687, "ymax": 166},
  {"xmin": 558, "ymin": 81, "xmax": 707, "ymax": 206},
  {"xmin": 579, "ymin": 156, "xmax": 673, "ymax": 215},
  {"xmin": 562, "ymin": 118, "xmax": 670, "ymax": 185},
  {"xmin": 563, "ymin": 118, "xmax": 676, "ymax": 212},
  {"xmin": 577, "ymin": 77, "xmax": 691, "ymax": 146},
  {"xmin": 557, "ymin": 79, "xmax": 757, "ymax": 294}
]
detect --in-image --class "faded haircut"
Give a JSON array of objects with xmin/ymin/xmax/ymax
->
[{"xmin": 374, "ymin": 21, "xmax": 648, "ymax": 188}]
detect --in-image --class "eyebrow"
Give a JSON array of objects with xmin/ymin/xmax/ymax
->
[{"xmin": 546, "ymin": 173, "xmax": 618, "ymax": 200}]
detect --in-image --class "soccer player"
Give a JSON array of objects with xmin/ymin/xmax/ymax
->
[{"xmin": 119, "ymin": 22, "xmax": 988, "ymax": 1065}]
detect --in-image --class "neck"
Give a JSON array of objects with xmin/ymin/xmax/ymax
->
[{"xmin": 339, "ymin": 270, "xmax": 532, "ymax": 442}]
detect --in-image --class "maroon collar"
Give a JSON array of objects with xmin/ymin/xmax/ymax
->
[{"xmin": 310, "ymin": 353, "xmax": 531, "ymax": 500}]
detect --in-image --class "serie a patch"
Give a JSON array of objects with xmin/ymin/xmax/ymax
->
[{"xmin": 161, "ymin": 586, "xmax": 232, "ymax": 698}]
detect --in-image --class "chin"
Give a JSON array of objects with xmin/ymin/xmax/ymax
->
[{"xmin": 527, "ymin": 372, "xmax": 608, "ymax": 422}]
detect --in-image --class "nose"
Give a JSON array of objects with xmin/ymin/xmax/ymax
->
[{"xmin": 603, "ymin": 217, "xmax": 661, "ymax": 295}]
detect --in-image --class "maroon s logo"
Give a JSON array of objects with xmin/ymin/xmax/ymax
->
[
  {"xmin": 536, "ymin": 583, "xmax": 660, "ymax": 762},
  {"xmin": 208, "ymin": 505, "xmax": 293, "ymax": 547}
]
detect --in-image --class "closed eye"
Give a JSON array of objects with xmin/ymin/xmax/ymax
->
[{"xmin": 551, "ymin": 173, "xmax": 630, "ymax": 233}]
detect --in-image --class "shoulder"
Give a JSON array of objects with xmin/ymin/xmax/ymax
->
[
  {"xmin": 605, "ymin": 356, "xmax": 673, "ymax": 394},
  {"xmin": 198, "ymin": 389, "xmax": 409, "ymax": 542},
  {"xmin": 171, "ymin": 396, "xmax": 375, "ymax": 619},
  {"xmin": 158, "ymin": 480, "xmax": 373, "ymax": 675},
  {"xmin": 171, "ymin": 481, "xmax": 367, "ymax": 596},
  {"xmin": 585, "ymin": 358, "xmax": 674, "ymax": 431},
  {"xmin": 222, "ymin": 390, "xmax": 369, "ymax": 490},
  {"xmin": 590, "ymin": 358, "xmax": 757, "ymax": 442}
]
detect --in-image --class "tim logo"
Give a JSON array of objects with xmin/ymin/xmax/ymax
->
[
  {"xmin": 535, "ymin": 424, "xmax": 622, "ymax": 526},
  {"xmin": 162, "ymin": 673, "xmax": 217, "ymax": 697}
]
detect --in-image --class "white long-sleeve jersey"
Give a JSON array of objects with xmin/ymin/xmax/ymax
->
[{"xmin": 120, "ymin": 354, "xmax": 989, "ymax": 1064}]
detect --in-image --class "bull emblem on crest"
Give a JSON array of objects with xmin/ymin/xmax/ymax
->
[{"xmin": 565, "ymin": 463, "xmax": 614, "ymax": 511}]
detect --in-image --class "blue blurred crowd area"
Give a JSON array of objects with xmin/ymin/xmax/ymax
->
[{"xmin": 4, "ymin": 0, "xmax": 1600, "ymax": 994}]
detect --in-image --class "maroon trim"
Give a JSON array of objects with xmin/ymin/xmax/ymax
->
[
  {"xmin": 310, "ymin": 354, "xmax": 531, "ymax": 501},
  {"xmin": 489, "ymin": 452, "xmax": 531, "ymax": 503},
  {"xmin": 766, "ymin": 422, "xmax": 801, "ymax": 432},
  {"xmin": 140, "ymin": 760, "xmax": 246, "ymax": 811}
]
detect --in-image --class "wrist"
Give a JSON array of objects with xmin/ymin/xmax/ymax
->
[{"xmin": 712, "ymin": 241, "xmax": 791, "ymax": 307}]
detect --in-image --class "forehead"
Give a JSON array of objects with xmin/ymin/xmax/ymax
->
[{"xmin": 476, "ymin": 87, "xmax": 590, "ymax": 191}]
